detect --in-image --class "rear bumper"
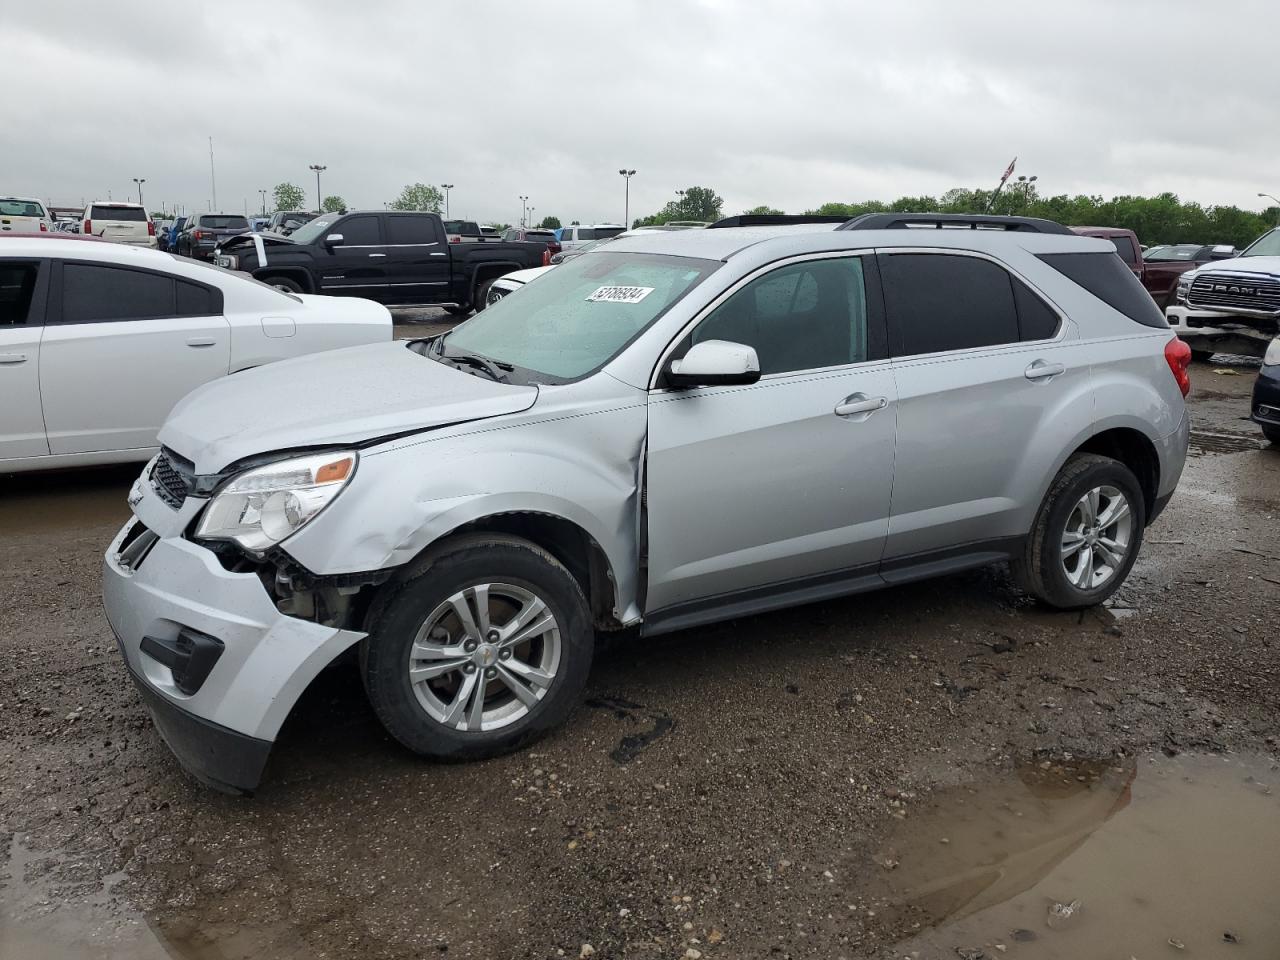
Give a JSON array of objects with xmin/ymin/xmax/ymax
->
[{"xmin": 1152, "ymin": 408, "xmax": 1190, "ymax": 524}]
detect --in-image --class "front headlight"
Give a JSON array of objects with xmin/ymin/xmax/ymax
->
[
  {"xmin": 1175, "ymin": 273, "xmax": 1194, "ymax": 305},
  {"xmin": 1264, "ymin": 337, "xmax": 1280, "ymax": 366},
  {"xmin": 195, "ymin": 451, "xmax": 356, "ymax": 553}
]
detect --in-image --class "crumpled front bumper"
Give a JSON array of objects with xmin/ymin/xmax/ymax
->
[
  {"xmin": 1166, "ymin": 305, "xmax": 1274, "ymax": 356},
  {"xmin": 102, "ymin": 474, "xmax": 366, "ymax": 793}
]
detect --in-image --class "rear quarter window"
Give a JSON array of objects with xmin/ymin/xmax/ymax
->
[{"xmin": 1037, "ymin": 253, "xmax": 1168, "ymax": 328}]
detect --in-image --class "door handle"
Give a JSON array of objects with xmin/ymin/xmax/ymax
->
[
  {"xmin": 0, "ymin": 353, "xmax": 28, "ymax": 364},
  {"xmin": 368, "ymin": 252, "xmax": 387, "ymax": 258},
  {"xmin": 429, "ymin": 252, "xmax": 447, "ymax": 257},
  {"xmin": 1024, "ymin": 360, "xmax": 1066, "ymax": 381},
  {"xmin": 834, "ymin": 393, "xmax": 888, "ymax": 418},
  {"xmin": 186, "ymin": 337, "xmax": 217, "ymax": 347}
]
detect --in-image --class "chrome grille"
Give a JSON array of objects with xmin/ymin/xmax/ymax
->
[
  {"xmin": 1188, "ymin": 272, "xmax": 1280, "ymax": 313},
  {"xmin": 150, "ymin": 450, "xmax": 192, "ymax": 508}
]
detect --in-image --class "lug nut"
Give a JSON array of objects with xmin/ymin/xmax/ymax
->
[
  {"xmin": 463, "ymin": 663, "xmax": 476, "ymax": 674},
  {"xmin": 487, "ymin": 630, "xmax": 500, "ymax": 642},
  {"xmin": 485, "ymin": 667, "xmax": 497, "ymax": 679},
  {"xmin": 464, "ymin": 640, "xmax": 478, "ymax": 653},
  {"xmin": 499, "ymin": 648, "xmax": 512, "ymax": 660}
]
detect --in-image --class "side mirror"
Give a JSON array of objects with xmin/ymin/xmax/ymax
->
[
  {"xmin": 666, "ymin": 339, "xmax": 761, "ymax": 389},
  {"xmin": 324, "ymin": 233, "xmax": 344, "ymax": 247},
  {"xmin": 1208, "ymin": 245, "xmax": 1236, "ymax": 260}
]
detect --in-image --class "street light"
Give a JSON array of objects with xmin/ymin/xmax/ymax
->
[
  {"xmin": 308, "ymin": 164, "xmax": 326, "ymax": 213},
  {"xmin": 529, "ymin": 206, "xmax": 536, "ymax": 227},
  {"xmin": 132, "ymin": 177, "xmax": 146, "ymax": 207},
  {"xmin": 519, "ymin": 195, "xmax": 529, "ymax": 228},
  {"xmin": 619, "ymin": 169, "xmax": 636, "ymax": 227},
  {"xmin": 441, "ymin": 184, "xmax": 454, "ymax": 218},
  {"xmin": 1258, "ymin": 192, "xmax": 1280, "ymax": 207},
  {"xmin": 259, "ymin": 189, "xmax": 268, "ymax": 215}
]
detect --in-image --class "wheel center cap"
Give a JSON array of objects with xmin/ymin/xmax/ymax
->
[{"xmin": 475, "ymin": 643, "xmax": 499, "ymax": 668}]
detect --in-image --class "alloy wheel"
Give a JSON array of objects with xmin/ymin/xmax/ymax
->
[{"xmin": 1060, "ymin": 484, "xmax": 1134, "ymax": 590}]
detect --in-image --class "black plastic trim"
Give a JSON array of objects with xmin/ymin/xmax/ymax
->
[
  {"xmin": 140, "ymin": 629, "xmax": 224, "ymax": 696},
  {"xmin": 708, "ymin": 214, "xmax": 851, "ymax": 228},
  {"xmin": 840, "ymin": 213, "xmax": 1073, "ymax": 234}
]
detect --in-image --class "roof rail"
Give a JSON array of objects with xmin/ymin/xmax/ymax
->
[
  {"xmin": 709, "ymin": 214, "xmax": 851, "ymax": 229},
  {"xmin": 838, "ymin": 213, "xmax": 1073, "ymax": 235}
]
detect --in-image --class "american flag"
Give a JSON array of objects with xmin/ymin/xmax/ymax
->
[{"xmin": 1000, "ymin": 156, "xmax": 1017, "ymax": 183}]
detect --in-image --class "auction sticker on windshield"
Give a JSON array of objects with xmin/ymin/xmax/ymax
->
[{"xmin": 585, "ymin": 285, "xmax": 654, "ymax": 304}]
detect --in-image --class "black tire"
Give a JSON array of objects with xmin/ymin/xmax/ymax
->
[
  {"xmin": 362, "ymin": 534, "xmax": 593, "ymax": 761},
  {"xmin": 1013, "ymin": 453, "xmax": 1146, "ymax": 610},
  {"xmin": 1262, "ymin": 424, "xmax": 1280, "ymax": 445},
  {"xmin": 262, "ymin": 275, "xmax": 304, "ymax": 294},
  {"xmin": 472, "ymin": 278, "xmax": 497, "ymax": 313},
  {"xmin": 1190, "ymin": 348, "xmax": 1214, "ymax": 362},
  {"xmin": 443, "ymin": 304, "xmax": 471, "ymax": 317}
]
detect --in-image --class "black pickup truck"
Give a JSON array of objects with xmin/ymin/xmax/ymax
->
[{"xmin": 213, "ymin": 210, "xmax": 548, "ymax": 311}]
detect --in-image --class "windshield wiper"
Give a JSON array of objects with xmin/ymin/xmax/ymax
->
[{"xmin": 442, "ymin": 351, "xmax": 513, "ymax": 382}]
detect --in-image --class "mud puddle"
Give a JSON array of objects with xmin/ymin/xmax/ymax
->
[
  {"xmin": 0, "ymin": 465, "xmax": 134, "ymax": 537},
  {"xmin": 863, "ymin": 753, "xmax": 1280, "ymax": 958}
]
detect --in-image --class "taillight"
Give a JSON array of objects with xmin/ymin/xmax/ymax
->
[
  {"xmin": 542, "ymin": 248, "xmax": 551, "ymax": 266},
  {"xmin": 40, "ymin": 221, "xmax": 48, "ymax": 231},
  {"xmin": 148, "ymin": 221, "xmax": 156, "ymax": 236},
  {"xmin": 83, "ymin": 219, "xmax": 92, "ymax": 234},
  {"xmin": 194, "ymin": 229, "xmax": 204, "ymax": 241},
  {"xmin": 1164, "ymin": 336, "xmax": 1192, "ymax": 397},
  {"xmin": 448, "ymin": 234, "xmax": 461, "ymax": 243}
]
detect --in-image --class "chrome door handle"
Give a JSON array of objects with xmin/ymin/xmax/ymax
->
[
  {"xmin": 186, "ymin": 337, "xmax": 217, "ymax": 347},
  {"xmin": 429, "ymin": 252, "xmax": 447, "ymax": 257},
  {"xmin": 834, "ymin": 393, "xmax": 888, "ymax": 418},
  {"xmin": 0, "ymin": 353, "xmax": 28, "ymax": 364},
  {"xmin": 368, "ymin": 253, "xmax": 387, "ymax": 258},
  {"xmin": 1025, "ymin": 360, "xmax": 1066, "ymax": 381}
]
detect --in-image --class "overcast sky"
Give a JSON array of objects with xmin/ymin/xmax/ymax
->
[{"xmin": 8, "ymin": 1, "xmax": 1280, "ymax": 224}]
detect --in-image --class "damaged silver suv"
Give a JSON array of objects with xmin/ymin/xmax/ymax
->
[{"xmin": 104, "ymin": 213, "xmax": 1192, "ymax": 793}]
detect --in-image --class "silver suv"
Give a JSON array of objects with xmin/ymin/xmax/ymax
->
[{"xmin": 103, "ymin": 213, "xmax": 1191, "ymax": 793}]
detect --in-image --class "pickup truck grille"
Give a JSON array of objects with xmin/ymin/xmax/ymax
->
[
  {"xmin": 150, "ymin": 449, "xmax": 194, "ymax": 508},
  {"xmin": 1188, "ymin": 272, "xmax": 1280, "ymax": 313}
]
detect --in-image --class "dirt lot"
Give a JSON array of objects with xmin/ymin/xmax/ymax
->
[{"xmin": 2, "ymin": 352, "xmax": 1277, "ymax": 960}]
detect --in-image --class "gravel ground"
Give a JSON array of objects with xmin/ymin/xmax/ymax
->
[{"xmin": 1, "ymin": 359, "xmax": 1276, "ymax": 959}]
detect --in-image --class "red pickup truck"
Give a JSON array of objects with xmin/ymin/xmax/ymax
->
[{"xmin": 1071, "ymin": 227, "xmax": 1235, "ymax": 307}]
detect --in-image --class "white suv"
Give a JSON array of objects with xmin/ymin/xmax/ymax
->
[
  {"xmin": 557, "ymin": 223, "xmax": 625, "ymax": 251},
  {"xmin": 81, "ymin": 201, "xmax": 156, "ymax": 247}
]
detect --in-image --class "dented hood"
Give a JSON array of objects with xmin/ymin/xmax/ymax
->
[{"xmin": 160, "ymin": 341, "xmax": 538, "ymax": 473}]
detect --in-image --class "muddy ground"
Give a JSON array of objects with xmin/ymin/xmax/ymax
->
[{"xmin": 1, "ymin": 342, "xmax": 1277, "ymax": 960}]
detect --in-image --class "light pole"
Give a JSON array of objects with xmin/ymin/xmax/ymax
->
[
  {"xmin": 529, "ymin": 206, "xmax": 536, "ymax": 228},
  {"xmin": 442, "ymin": 184, "xmax": 454, "ymax": 218},
  {"xmin": 619, "ymin": 169, "xmax": 636, "ymax": 227},
  {"xmin": 676, "ymin": 189, "xmax": 687, "ymax": 217},
  {"xmin": 308, "ymin": 164, "xmax": 326, "ymax": 213},
  {"xmin": 259, "ymin": 189, "xmax": 268, "ymax": 215},
  {"xmin": 132, "ymin": 178, "xmax": 146, "ymax": 207},
  {"xmin": 209, "ymin": 137, "xmax": 217, "ymax": 211},
  {"xmin": 519, "ymin": 195, "xmax": 529, "ymax": 228}
]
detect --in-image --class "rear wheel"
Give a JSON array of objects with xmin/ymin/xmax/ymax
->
[
  {"xmin": 263, "ymin": 275, "xmax": 303, "ymax": 294},
  {"xmin": 443, "ymin": 304, "xmax": 471, "ymax": 317},
  {"xmin": 472, "ymin": 278, "xmax": 497, "ymax": 313},
  {"xmin": 362, "ymin": 535, "xmax": 593, "ymax": 760},
  {"xmin": 1014, "ymin": 453, "xmax": 1145, "ymax": 609}
]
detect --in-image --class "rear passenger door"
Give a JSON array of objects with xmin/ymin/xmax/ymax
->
[
  {"xmin": 0, "ymin": 259, "xmax": 50, "ymax": 459},
  {"xmin": 879, "ymin": 250, "xmax": 1090, "ymax": 564},
  {"xmin": 40, "ymin": 261, "xmax": 230, "ymax": 455},
  {"xmin": 382, "ymin": 214, "xmax": 450, "ymax": 304},
  {"xmin": 314, "ymin": 214, "xmax": 388, "ymax": 300}
]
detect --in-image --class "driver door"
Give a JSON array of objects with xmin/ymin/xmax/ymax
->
[
  {"xmin": 644, "ymin": 253, "xmax": 898, "ymax": 620},
  {"xmin": 314, "ymin": 214, "xmax": 390, "ymax": 300}
]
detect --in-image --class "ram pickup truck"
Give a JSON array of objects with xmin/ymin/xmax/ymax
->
[
  {"xmin": 1166, "ymin": 227, "xmax": 1280, "ymax": 359},
  {"xmin": 215, "ymin": 210, "xmax": 548, "ymax": 309}
]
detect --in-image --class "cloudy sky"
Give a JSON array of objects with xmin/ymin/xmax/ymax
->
[{"xmin": 8, "ymin": 1, "xmax": 1280, "ymax": 225}]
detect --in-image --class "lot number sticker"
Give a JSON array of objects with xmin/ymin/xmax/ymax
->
[{"xmin": 586, "ymin": 285, "xmax": 655, "ymax": 304}]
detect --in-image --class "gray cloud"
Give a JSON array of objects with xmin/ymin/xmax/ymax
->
[{"xmin": 7, "ymin": 0, "xmax": 1279, "ymax": 224}]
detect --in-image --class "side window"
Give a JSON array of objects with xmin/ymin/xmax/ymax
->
[
  {"xmin": 0, "ymin": 262, "xmax": 40, "ymax": 326},
  {"xmin": 338, "ymin": 215, "xmax": 380, "ymax": 246},
  {"xmin": 880, "ymin": 254, "xmax": 1020, "ymax": 356},
  {"xmin": 689, "ymin": 257, "xmax": 871, "ymax": 376},
  {"xmin": 1011, "ymin": 279, "xmax": 1060, "ymax": 341},
  {"xmin": 1111, "ymin": 235, "xmax": 1138, "ymax": 265},
  {"xmin": 577, "ymin": 228, "xmax": 594, "ymax": 241},
  {"xmin": 176, "ymin": 278, "xmax": 222, "ymax": 316},
  {"xmin": 60, "ymin": 263, "xmax": 175, "ymax": 323},
  {"xmin": 386, "ymin": 215, "xmax": 439, "ymax": 245}
]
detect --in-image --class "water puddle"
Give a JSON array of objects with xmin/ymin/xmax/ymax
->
[
  {"xmin": 865, "ymin": 753, "xmax": 1280, "ymax": 958},
  {"xmin": 0, "ymin": 466, "xmax": 134, "ymax": 537}
]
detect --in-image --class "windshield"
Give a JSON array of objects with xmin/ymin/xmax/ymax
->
[
  {"xmin": 1242, "ymin": 228, "xmax": 1280, "ymax": 257},
  {"xmin": 287, "ymin": 216, "xmax": 336, "ymax": 245},
  {"xmin": 1145, "ymin": 244, "xmax": 1202, "ymax": 262},
  {"xmin": 442, "ymin": 251, "xmax": 719, "ymax": 381}
]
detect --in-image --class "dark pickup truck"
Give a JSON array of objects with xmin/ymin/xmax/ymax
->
[
  {"xmin": 213, "ymin": 210, "xmax": 549, "ymax": 311},
  {"xmin": 176, "ymin": 214, "xmax": 253, "ymax": 261}
]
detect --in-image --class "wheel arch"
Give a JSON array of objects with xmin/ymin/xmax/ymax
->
[
  {"xmin": 1066, "ymin": 426, "xmax": 1161, "ymax": 524},
  {"xmin": 253, "ymin": 267, "xmax": 314, "ymax": 293}
]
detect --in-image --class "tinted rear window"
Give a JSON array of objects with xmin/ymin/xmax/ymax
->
[
  {"xmin": 0, "ymin": 200, "xmax": 45, "ymax": 218},
  {"xmin": 525, "ymin": 230, "xmax": 555, "ymax": 241},
  {"xmin": 90, "ymin": 205, "xmax": 146, "ymax": 222},
  {"xmin": 199, "ymin": 216, "xmax": 249, "ymax": 230},
  {"xmin": 1037, "ymin": 253, "xmax": 1168, "ymax": 328},
  {"xmin": 62, "ymin": 264, "xmax": 173, "ymax": 322},
  {"xmin": 593, "ymin": 226, "xmax": 625, "ymax": 239},
  {"xmin": 386, "ymin": 215, "xmax": 439, "ymax": 245},
  {"xmin": 1110, "ymin": 234, "xmax": 1138, "ymax": 264},
  {"xmin": 881, "ymin": 253, "xmax": 1020, "ymax": 355}
]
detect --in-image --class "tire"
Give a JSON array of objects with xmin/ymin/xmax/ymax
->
[
  {"xmin": 1262, "ymin": 424, "xmax": 1280, "ymax": 445},
  {"xmin": 362, "ymin": 534, "xmax": 593, "ymax": 761},
  {"xmin": 1013, "ymin": 453, "xmax": 1146, "ymax": 610},
  {"xmin": 443, "ymin": 304, "xmax": 471, "ymax": 317},
  {"xmin": 472, "ymin": 278, "xmax": 496, "ymax": 313},
  {"xmin": 1190, "ymin": 349, "xmax": 1214, "ymax": 362},
  {"xmin": 263, "ymin": 275, "xmax": 303, "ymax": 294}
]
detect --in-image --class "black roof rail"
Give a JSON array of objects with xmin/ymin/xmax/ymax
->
[
  {"xmin": 837, "ymin": 213, "xmax": 1073, "ymax": 235},
  {"xmin": 709, "ymin": 214, "xmax": 851, "ymax": 229}
]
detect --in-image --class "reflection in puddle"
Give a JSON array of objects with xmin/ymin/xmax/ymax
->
[
  {"xmin": 868, "ymin": 753, "xmax": 1280, "ymax": 959},
  {"xmin": 0, "ymin": 465, "xmax": 135, "ymax": 537}
]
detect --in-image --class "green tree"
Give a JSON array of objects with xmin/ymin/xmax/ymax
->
[
  {"xmin": 391, "ymin": 183, "xmax": 444, "ymax": 213},
  {"xmin": 273, "ymin": 182, "xmax": 306, "ymax": 212},
  {"xmin": 538, "ymin": 215, "xmax": 562, "ymax": 229},
  {"xmin": 634, "ymin": 185, "xmax": 725, "ymax": 227},
  {"xmin": 742, "ymin": 205, "xmax": 784, "ymax": 216},
  {"xmin": 488, "ymin": 222, "xmax": 511, "ymax": 232},
  {"xmin": 321, "ymin": 195, "xmax": 346, "ymax": 213}
]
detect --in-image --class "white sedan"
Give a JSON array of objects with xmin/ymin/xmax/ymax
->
[
  {"xmin": 482, "ymin": 264, "xmax": 554, "ymax": 308},
  {"xmin": 0, "ymin": 236, "xmax": 392, "ymax": 474}
]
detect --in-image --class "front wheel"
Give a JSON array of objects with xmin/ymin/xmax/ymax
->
[
  {"xmin": 362, "ymin": 535, "xmax": 593, "ymax": 760},
  {"xmin": 472, "ymin": 278, "xmax": 497, "ymax": 313},
  {"xmin": 1014, "ymin": 453, "xmax": 1146, "ymax": 609},
  {"xmin": 262, "ymin": 275, "xmax": 304, "ymax": 294},
  {"xmin": 443, "ymin": 304, "xmax": 471, "ymax": 317},
  {"xmin": 1262, "ymin": 424, "xmax": 1280, "ymax": 445}
]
